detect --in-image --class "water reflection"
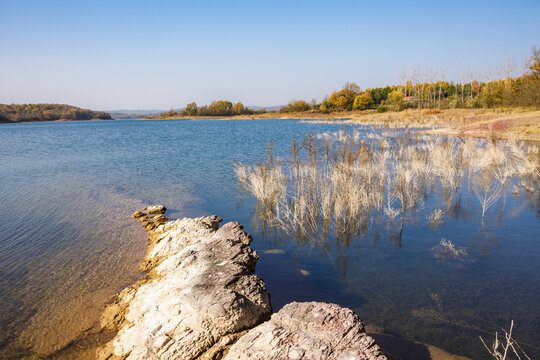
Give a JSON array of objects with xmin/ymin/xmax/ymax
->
[{"xmin": 238, "ymin": 129, "xmax": 540, "ymax": 359}]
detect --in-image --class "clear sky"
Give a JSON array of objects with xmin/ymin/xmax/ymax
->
[{"xmin": 1, "ymin": 0, "xmax": 539, "ymax": 110}]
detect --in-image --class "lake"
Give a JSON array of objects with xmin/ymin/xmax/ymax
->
[{"xmin": 0, "ymin": 119, "xmax": 538, "ymax": 359}]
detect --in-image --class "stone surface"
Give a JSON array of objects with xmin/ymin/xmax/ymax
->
[
  {"xmin": 224, "ymin": 301, "xmax": 387, "ymax": 360},
  {"xmin": 98, "ymin": 216, "xmax": 272, "ymax": 360},
  {"xmin": 145, "ymin": 205, "xmax": 167, "ymax": 214}
]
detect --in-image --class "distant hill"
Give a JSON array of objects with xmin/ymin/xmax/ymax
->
[
  {"xmin": 106, "ymin": 109, "xmax": 169, "ymax": 119},
  {"xmin": 250, "ymin": 105, "xmax": 284, "ymax": 111},
  {"xmin": 0, "ymin": 104, "xmax": 112, "ymax": 123}
]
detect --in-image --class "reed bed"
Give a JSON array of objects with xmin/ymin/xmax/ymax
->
[{"xmin": 234, "ymin": 129, "xmax": 540, "ymax": 240}]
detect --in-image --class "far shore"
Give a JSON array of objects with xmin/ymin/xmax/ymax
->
[{"xmin": 0, "ymin": 118, "xmax": 116, "ymax": 124}]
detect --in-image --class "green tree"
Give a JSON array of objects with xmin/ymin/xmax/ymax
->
[{"xmin": 233, "ymin": 102, "xmax": 245, "ymax": 115}]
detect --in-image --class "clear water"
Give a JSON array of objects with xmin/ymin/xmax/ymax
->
[{"xmin": 0, "ymin": 119, "xmax": 538, "ymax": 359}]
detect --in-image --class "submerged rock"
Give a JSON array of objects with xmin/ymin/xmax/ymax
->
[
  {"xmin": 145, "ymin": 205, "xmax": 167, "ymax": 214},
  {"xmin": 300, "ymin": 269, "xmax": 311, "ymax": 276},
  {"xmin": 224, "ymin": 301, "xmax": 386, "ymax": 360}
]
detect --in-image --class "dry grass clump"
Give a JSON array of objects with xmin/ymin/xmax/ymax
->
[
  {"xmin": 233, "ymin": 142, "xmax": 285, "ymax": 210},
  {"xmin": 433, "ymin": 239, "xmax": 468, "ymax": 258},
  {"xmin": 234, "ymin": 129, "xmax": 539, "ymax": 239},
  {"xmin": 421, "ymin": 109, "xmax": 442, "ymax": 115},
  {"xmin": 426, "ymin": 209, "xmax": 444, "ymax": 225}
]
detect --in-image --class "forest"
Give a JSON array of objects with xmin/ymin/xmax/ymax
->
[{"xmin": 0, "ymin": 104, "xmax": 112, "ymax": 123}]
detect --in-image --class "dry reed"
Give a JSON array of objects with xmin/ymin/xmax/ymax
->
[{"xmin": 234, "ymin": 129, "xmax": 539, "ymax": 239}]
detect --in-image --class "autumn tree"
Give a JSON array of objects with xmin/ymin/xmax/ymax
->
[
  {"xmin": 328, "ymin": 89, "xmax": 356, "ymax": 111},
  {"xmin": 387, "ymin": 89, "xmax": 405, "ymax": 110},
  {"xmin": 183, "ymin": 102, "xmax": 198, "ymax": 116},
  {"xmin": 353, "ymin": 91, "xmax": 372, "ymax": 110},
  {"xmin": 233, "ymin": 102, "xmax": 245, "ymax": 115},
  {"xmin": 207, "ymin": 100, "xmax": 233, "ymax": 116}
]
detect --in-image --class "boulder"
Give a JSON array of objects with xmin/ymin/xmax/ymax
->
[
  {"xmin": 145, "ymin": 205, "xmax": 167, "ymax": 214},
  {"xmin": 224, "ymin": 301, "xmax": 387, "ymax": 360}
]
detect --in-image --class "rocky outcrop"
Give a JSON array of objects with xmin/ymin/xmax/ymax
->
[
  {"xmin": 224, "ymin": 302, "xmax": 386, "ymax": 360},
  {"xmin": 98, "ymin": 215, "xmax": 272, "ymax": 359},
  {"xmin": 97, "ymin": 208, "xmax": 386, "ymax": 359}
]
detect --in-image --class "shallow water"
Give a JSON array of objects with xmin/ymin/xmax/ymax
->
[{"xmin": 0, "ymin": 119, "xmax": 538, "ymax": 359}]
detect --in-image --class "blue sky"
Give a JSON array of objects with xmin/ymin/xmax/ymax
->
[{"xmin": 1, "ymin": 0, "xmax": 539, "ymax": 110}]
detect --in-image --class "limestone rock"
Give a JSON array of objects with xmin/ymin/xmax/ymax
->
[
  {"xmin": 98, "ymin": 216, "xmax": 272, "ymax": 360},
  {"xmin": 145, "ymin": 205, "xmax": 167, "ymax": 214},
  {"xmin": 224, "ymin": 301, "xmax": 387, "ymax": 360},
  {"xmin": 132, "ymin": 210, "xmax": 146, "ymax": 218}
]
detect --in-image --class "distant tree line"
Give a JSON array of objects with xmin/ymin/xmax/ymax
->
[
  {"xmin": 308, "ymin": 46, "xmax": 540, "ymax": 113},
  {"xmin": 160, "ymin": 46, "xmax": 540, "ymax": 118},
  {"xmin": 0, "ymin": 104, "xmax": 112, "ymax": 123},
  {"xmin": 160, "ymin": 101, "xmax": 267, "ymax": 118}
]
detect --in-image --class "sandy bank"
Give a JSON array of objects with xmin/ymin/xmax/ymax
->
[{"xmin": 425, "ymin": 116, "xmax": 540, "ymax": 142}]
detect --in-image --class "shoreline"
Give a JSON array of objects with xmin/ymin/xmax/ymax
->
[
  {"xmin": 62, "ymin": 206, "xmax": 472, "ymax": 360},
  {"xmin": 145, "ymin": 108, "xmax": 540, "ymax": 142}
]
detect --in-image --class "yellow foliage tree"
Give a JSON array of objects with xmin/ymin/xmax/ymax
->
[
  {"xmin": 353, "ymin": 91, "xmax": 372, "ymax": 110},
  {"xmin": 387, "ymin": 89, "xmax": 405, "ymax": 110},
  {"xmin": 328, "ymin": 89, "xmax": 356, "ymax": 111}
]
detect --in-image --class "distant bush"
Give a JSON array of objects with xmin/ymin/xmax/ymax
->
[
  {"xmin": 280, "ymin": 100, "xmax": 311, "ymax": 113},
  {"xmin": 377, "ymin": 105, "xmax": 388, "ymax": 113}
]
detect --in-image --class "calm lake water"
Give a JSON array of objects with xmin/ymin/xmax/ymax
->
[{"xmin": 0, "ymin": 119, "xmax": 539, "ymax": 359}]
